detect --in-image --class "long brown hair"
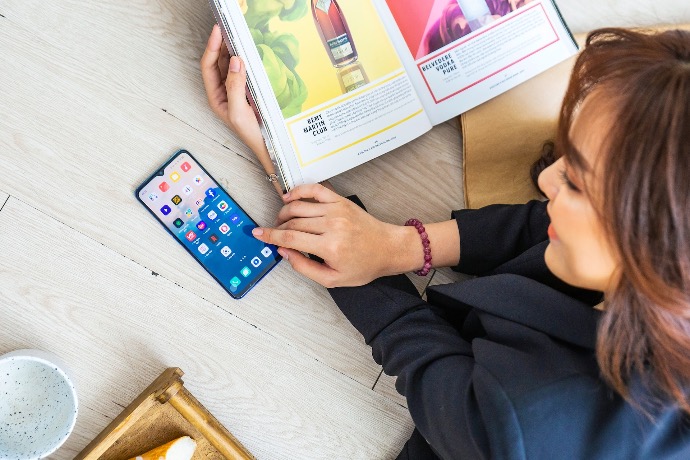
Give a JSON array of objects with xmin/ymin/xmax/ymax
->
[{"xmin": 555, "ymin": 28, "xmax": 690, "ymax": 414}]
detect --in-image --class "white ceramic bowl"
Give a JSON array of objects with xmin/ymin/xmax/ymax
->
[{"xmin": 0, "ymin": 349, "xmax": 78, "ymax": 459}]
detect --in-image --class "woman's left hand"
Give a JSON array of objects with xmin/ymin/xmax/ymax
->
[{"xmin": 251, "ymin": 184, "xmax": 414, "ymax": 287}]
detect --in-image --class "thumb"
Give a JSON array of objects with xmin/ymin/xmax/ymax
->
[
  {"xmin": 225, "ymin": 56, "xmax": 248, "ymax": 107},
  {"xmin": 278, "ymin": 248, "xmax": 338, "ymax": 288}
]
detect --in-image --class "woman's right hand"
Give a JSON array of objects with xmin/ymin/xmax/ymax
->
[
  {"xmin": 251, "ymin": 184, "xmax": 421, "ymax": 287},
  {"xmin": 201, "ymin": 25, "xmax": 282, "ymax": 194}
]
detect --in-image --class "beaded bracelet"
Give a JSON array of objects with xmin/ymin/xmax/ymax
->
[{"xmin": 405, "ymin": 218, "xmax": 432, "ymax": 276}]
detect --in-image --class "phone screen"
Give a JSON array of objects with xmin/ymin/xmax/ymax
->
[{"xmin": 136, "ymin": 150, "xmax": 281, "ymax": 298}]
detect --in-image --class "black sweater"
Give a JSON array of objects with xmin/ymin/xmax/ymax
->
[{"xmin": 329, "ymin": 200, "xmax": 690, "ymax": 459}]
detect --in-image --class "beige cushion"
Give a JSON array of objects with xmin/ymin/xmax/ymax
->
[{"xmin": 461, "ymin": 24, "xmax": 690, "ymax": 209}]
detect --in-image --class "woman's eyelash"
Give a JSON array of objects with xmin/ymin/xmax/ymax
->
[{"xmin": 560, "ymin": 170, "xmax": 580, "ymax": 192}]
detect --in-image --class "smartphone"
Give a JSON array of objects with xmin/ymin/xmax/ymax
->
[{"xmin": 136, "ymin": 149, "xmax": 281, "ymax": 299}]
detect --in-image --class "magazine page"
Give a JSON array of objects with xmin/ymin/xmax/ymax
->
[
  {"xmin": 217, "ymin": 0, "xmax": 432, "ymax": 189},
  {"xmin": 373, "ymin": 0, "xmax": 578, "ymax": 125}
]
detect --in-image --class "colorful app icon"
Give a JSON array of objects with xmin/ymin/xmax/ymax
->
[
  {"xmin": 205, "ymin": 188, "xmax": 217, "ymax": 199},
  {"xmin": 193, "ymin": 175, "xmax": 204, "ymax": 185},
  {"xmin": 217, "ymin": 201, "xmax": 228, "ymax": 212},
  {"xmin": 207, "ymin": 210, "xmax": 218, "ymax": 220},
  {"xmin": 240, "ymin": 266, "xmax": 251, "ymax": 277},
  {"xmin": 159, "ymin": 182, "xmax": 170, "ymax": 192},
  {"xmin": 261, "ymin": 247, "xmax": 272, "ymax": 258},
  {"xmin": 170, "ymin": 172, "xmax": 181, "ymax": 182},
  {"xmin": 221, "ymin": 246, "xmax": 232, "ymax": 257},
  {"xmin": 160, "ymin": 205, "xmax": 172, "ymax": 216},
  {"xmin": 181, "ymin": 162, "xmax": 192, "ymax": 172},
  {"xmin": 185, "ymin": 231, "xmax": 197, "ymax": 242},
  {"xmin": 183, "ymin": 185, "xmax": 193, "ymax": 196},
  {"xmin": 196, "ymin": 221, "xmax": 207, "ymax": 231},
  {"xmin": 148, "ymin": 193, "xmax": 159, "ymax": 202},
  {"xmin": 229, "ymin": 214, "xmax": 240, "ymax": 224},
  {"xmin": 198, "ymin": 243, "xmax": 209, "ymax": 254},
  {"xmin": 251, "ymin": 257, "xmax": 262, "ymax": 268},
  {"xmin": 173, "ymin": 218, "xmax": 184, "ymax": 228},
  {"xmin": 184, "ymin": 209, "xmax": 193, "ymax": 219},
  {"xmin": 209, "ymin": 234, "xmax": 219, "ymax": 244},
  {"xmin": 171, "ymin": 195, "xmax": 182, "ymax": 205},
  {"xmin": 195, "ymin": 198, "xmax": 205, "ymax": 208},
  {"xmin": 230, "ymin": 277, "xmax": 241, "ymax": 287},
  {"xmin": 219, "ymin": 223, "xmax": 230, "ymax": 235}
]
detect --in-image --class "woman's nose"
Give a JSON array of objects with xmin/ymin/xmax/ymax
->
[{"xmin": 538, "ymin": 161, "xmax": 560, "ymax": 200}]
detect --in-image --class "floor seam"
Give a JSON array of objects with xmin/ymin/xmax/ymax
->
[
  {"xmin": 371, "ymin": 369, "xmax": 384, "ymax": 390},
  {"xmin": 0, "ymin": 194, "xmax": 9, "ymax": 212},
  {"xmin": 422, "ymin": 269, "xmax": 437, "ymax": 296},
  {"xmin": 150, "ymin": 99, "xmax": 258, "ymax": 168}
]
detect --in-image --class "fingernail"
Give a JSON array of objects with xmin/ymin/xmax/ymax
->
[
  {"xmin": 229, "ymin": 56, "xmax": 240, "ymax": 73},
  {"xmin": 278, "ymin": 248, "xmax": 289, "ymax": 261},
  {"xmin": 252, "ymin": 227, "xmax": 263, "ymax": 237}
]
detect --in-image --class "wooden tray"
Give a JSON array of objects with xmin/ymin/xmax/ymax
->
[{"xmin": 75, "ymin": 368, "xmax": 254, "ymax": 460}]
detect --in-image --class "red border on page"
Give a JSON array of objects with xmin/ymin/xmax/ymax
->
[{"xmin": 417, "ymin": 2, "xmax": 560, "ymax": 104}]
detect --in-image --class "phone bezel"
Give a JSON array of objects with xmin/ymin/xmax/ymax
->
[{"xmin": 135, "ymin": 149, "xmax": 281, "ymax": 299}]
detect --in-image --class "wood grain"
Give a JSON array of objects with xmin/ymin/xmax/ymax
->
[
  {"xmin": 0, "ymin": 15, "xmax": 382, "ymax": 387},
  {"xmin": 0, "ymin": 197, "xmax": 413, "ymax": 459},
  {"xmin": 0, "ymin": 191, "xmax": 8, "ymax": 211},
  {"xmin": 373, "ymin": 371, "xmax": 407, "ymax": 410},
  {"xmin": 556, "ymin": 0, "xmax": 690, "ymax": 33}
]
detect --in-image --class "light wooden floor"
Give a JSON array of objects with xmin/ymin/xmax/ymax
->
[{"xmin": 0, "ymin": 1, "xmax": 468, "ymax": 458}]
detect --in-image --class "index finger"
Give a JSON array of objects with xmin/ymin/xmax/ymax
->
[
  {"xmin": 252, "ymin": 227, "xmax": 324, "ymax": 255},
  {"xmin": 200, "ymin": 25, "xmax": 224, "ymax": 96},
  {"xmin": 284, "ymin": 183, "xmax": 341, "ymax": 204}
]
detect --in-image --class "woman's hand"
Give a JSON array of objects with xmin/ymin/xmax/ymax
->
[
  {"xmin": 251, "ymin": 184, "xmax": 422, "ymax": 287},
  {"xmin": 201, "ymin": 25, "xmax": 281, "ymax": 194}
]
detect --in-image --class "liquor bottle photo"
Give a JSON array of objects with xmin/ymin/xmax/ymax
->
[
  {"xmin": 456, "ymin": 0, "xmax": 494, "ymax": 31},
  {"xmin": 312, "ymin": 0, "xmax": 359, "ymax": 68},
  {"xmin": 337, "ymin": 61, "xmax": 370, "ymax": 93}
]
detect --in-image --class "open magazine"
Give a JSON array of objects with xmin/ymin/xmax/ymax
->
[{"xmin": 210, "ymin": 0, "xmax": 578, "ymax": 192}]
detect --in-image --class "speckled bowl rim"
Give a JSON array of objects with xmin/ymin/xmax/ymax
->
[{"xmin": 0, "ymin": 349, "xmax": 79, "ymax": 459}]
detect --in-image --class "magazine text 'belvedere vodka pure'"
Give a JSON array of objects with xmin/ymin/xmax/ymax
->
[
  {"xmin": 312, "ymin": 0, "xmax": 369, "ymax": 93},
  {"xmin": 456, "ymin": 0, "xmax": 494, "ymax": 31}
]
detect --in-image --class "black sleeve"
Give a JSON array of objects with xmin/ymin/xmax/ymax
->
[
  {"xmin": 453, "ymin": 200, "xmax": 550, "ymax": 275},
  {"xmin": 329, "ymin": 277, "xmax": 492, "ymax": 460}
]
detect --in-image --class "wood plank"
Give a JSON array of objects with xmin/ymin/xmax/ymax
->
[
  {"xmin": 2, "ymin": 0, "xmax": 251, "ymax": 163},
  {"xmin": 0, "ymin": 15, "xmax": 381, "ymax": 387},
  {"xmin": 0, "ymin": 197, "xmax": 413, "ymax": 459},
  {"xmin": 557, "ymin": 0, "xmax": 690, "ymax": 33},
  {"xmin": 373, "ymin": 371, "xmax": 407, "ymax": 410},
  {"xmin": 0, "ymin": 191, "xmax": 8, "ymax": 211},
  {"xmin": 330, "ymin": 120, "xmax": 464, "ymax": 227}
]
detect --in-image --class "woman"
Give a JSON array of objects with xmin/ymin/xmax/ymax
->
[{"xmin": 201, "ymin": 26, "xmax": 690, "ymax": 458}]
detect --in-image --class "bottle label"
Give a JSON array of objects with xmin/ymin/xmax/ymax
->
[
  {"xmin": 342, "ymin": 69, "xmax": 366, "ymax": 92},
  {"xmin": 315, "ymin": 0, "xmax": 332, "ymax": 13},
  {"xmin": 327, "ymin": 34, "xmax": 354, "ymax": 61}
]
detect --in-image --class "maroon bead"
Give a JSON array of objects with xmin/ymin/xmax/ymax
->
[{"xmin": 405, "ymin": 218, "xmax": 433, "ymax": 277}]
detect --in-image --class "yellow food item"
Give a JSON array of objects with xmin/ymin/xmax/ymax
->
[{"xmin": 128, "ymin": 436, "xmax": 197, "ymax": 460}]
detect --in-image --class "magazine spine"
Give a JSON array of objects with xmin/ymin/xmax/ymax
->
[
  {"xmin": 207, "ymin": 0, "xmax": 290, "ymax": 193},
  {"xmin": 549, "ymin": 0, "xmax": 579, "ymax": 51}
]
